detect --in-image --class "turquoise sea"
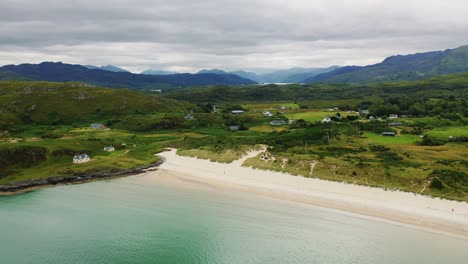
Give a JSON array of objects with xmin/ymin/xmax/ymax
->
[{"xmin": 1, "ymin": 173, "xmax": 467, "ymax": 264}]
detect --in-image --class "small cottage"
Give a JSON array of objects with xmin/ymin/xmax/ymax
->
[
  {"xmin": 321, "ymin": 117, "xmax": 332, "ymax": 123},
  {"xmin": 389, "ymin": 122, "xmax": 403, "ymax": 127},
  {"xmin": 381, "ymin": 132, "xmax": 396, "ymax": 137},
  {"xmin": 90, "ymin": 123, "xmax": 106, "ymax": 129},
  {"xmin": 231, "ymin": 110, "xmax": 245, "ymax": 114},
  {"xmin": 73, "ymin": 153, "xmax": 90, "ymax": 163},
  {"xmin": 103, "ymin": 146, "xmax": 115, "ymax": 152},
  {"xmin": 229, "ymin": 125, "xmax": 240, "ymax": 131},
  {"xmin": 270, "ymin": 120, "xmax": 289, "ymax": 126},
  {"xmin": 388, "ymin": 114, "xmax": 398, "ymax": 119},
  {"xmin": 359, "ymin": 109, "xmax": 369, "ymax": 115},
  {"xmin": 184, "ymin": 114, "xmax": 195, "ymax": 120},
  {"xmin": 263, "ymin": 111, "xmax": 273, "ymax": 117}
]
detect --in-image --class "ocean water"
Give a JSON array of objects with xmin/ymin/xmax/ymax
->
[{"xmin": 1, "ymin": 173, "xmax": 467, "ymax": 264}]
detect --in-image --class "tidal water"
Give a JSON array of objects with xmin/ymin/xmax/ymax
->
[{"xmin": 1, "ymin": 173, "xmax": 467, "ymax": 264}]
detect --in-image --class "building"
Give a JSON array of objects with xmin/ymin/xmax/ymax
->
[
  {"xmin": 381, "ymin": 132, "xmax": 396, "ymax": 137},
  {"xmin": 368, "ymin": 116, "xmax": 376, "ymax": 121},
  {"xmin": 262, "ymin": 111, "xmax": 273, "ymax": 117},
  {"xmin": 359, "ymin": 109, "xmax": 369, "ymax": 115},
  {"xmin": 231, "ymin": 110, "xmax": 244, "ymax": 114},
  {"xmin": 270, "ymin": 120, "xmax": 289, "ymax": 126},
  {"xmin": 229, "ymin": 125, "xmax": 240, "ymax": 131},
  {"xmin": 389, "ymin": 122, "xmax": 403, "ymax": 127},
  {"xmin": 184, "ymin": 114, "xmax": 195, "ymax": 120},
  {"xmin": 90, "ymin": 123, "xmax": 106, "ymax": 129},
  {"xmin": 389, "ymin": 114, "xmax": 398, "ymax": 119},
  {"xmin": 321, "ymin": 117, "xmax": 332, "ymax": 123},
  {"xmin": 278, "ymin": 105, "xmax": 293, "ymax": 110},
  {"xmin": 103, "ymin": 146, "xmax": 115, "ymax": 152},
  {"xmin": 73, "ymin": 153, "xmax": 90, "ymax": 163}
]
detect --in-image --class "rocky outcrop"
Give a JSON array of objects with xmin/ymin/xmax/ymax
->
[{"xmin": 0, "ymin": 159, "xmax": 164, "ymax": 193}]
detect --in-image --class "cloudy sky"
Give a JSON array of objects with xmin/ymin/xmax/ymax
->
[{"xmin": 1, "ymin": 0, "xmax": 468, "ymax": 73}]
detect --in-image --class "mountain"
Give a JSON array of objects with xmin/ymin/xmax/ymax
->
[
  {"xmin": 281, "ymin": 66, "xmax": 340, "ymax": 83},
  {"xmin": 305, "ymin": 45, "xmax": 468, "ymax": 83},
  {"xmin": 197, "ymin": 69, "xmax": 228, "ymax": 74},
  {"xmin": 141, "ymin": 69, "xmax": 178, "ymax": 75},
  {"xmin": 84, "ymin": 65, "xmax": 130, "ymax": 73},
  {"xmin": 195, "ymin": 67, "xmax": 339, "ymax": 83},
  {"xmin": 0, "ymin": 62, "xmax": 257, "ymax": 89},
  {"xmin": 254, "ymin": 67, "xmax": 337, "ymax": 83},
  {"xmin": 230, "ymin": 70, "xmax": 260, "ymax": 82}
]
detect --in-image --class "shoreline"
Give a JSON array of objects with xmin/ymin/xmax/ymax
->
[
  {"xmin": 155, "ymin": 148, "xmax": 468, "ymax": 239},
  {"xmin": 0, "ymin": 159, "xmax": 164, "ymax": 195}
]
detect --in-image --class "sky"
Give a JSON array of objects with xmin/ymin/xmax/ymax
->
[{"xmin": 1, "ymin": 0, "xmax": 468, "ymax": 73}]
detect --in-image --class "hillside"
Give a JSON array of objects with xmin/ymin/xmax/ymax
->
[
  {"xmin": 165, "ymin": 72, "xmax": 468, "ymax": 103},
  {"xmin": 305, "ymin": 45, "xmax": 468, "ymax": 83},
  {"xmin": 0, "ymin": 62, "xmax": 257, "ymax": 89},
  {"xmin": 0, "ymin": 81, "xmax": 191, "ymax": 130}
]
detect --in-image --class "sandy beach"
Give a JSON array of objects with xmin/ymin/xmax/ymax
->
[{"xmin": 154, "ymin": 148, "xmax": 468, "ymax": 238}]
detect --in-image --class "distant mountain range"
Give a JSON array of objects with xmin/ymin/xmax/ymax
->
[
  {"xmin": 141, "ymin": 69, "xmax": 178, "ymax": 75},
  {"xmin": 306, "ymin": 45, "xmax": 468, "ymax": 83},
  {"xmin": 0, "ymin": 62, "xmax": 257, "ymax": 89},
  {"xmin": 194, "ymin": 67, "xmax": 339, "ymax": 83},
  {"xmin": 84, "ymin": 65, "xmax": 130, "ymax": 73},
  {"xmin": 2, "ymin": 45, "xmax": 467, "ymax": 87}
]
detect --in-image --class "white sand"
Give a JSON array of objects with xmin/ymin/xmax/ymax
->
[{"xmin": 154, "ymin": 148, "xmax": 468, "ymax": 238}]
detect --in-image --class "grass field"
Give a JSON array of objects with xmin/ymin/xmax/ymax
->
[
  {"xmin": 361, "ymin": 132, "xmax": 420, "ymax": 145},
  {"xmin": 241, "ymin": 102, "xmax": 300, "ymax": 110},
  {"xmin": 286, "ymin": 110, "xmax": 355, "ymax": 122},
  {"xmin": 426, "ymin": 126, "xmax": 468, "ymax": 139}
]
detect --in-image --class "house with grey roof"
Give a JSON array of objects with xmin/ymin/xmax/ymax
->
[
  {"xmin": 270, "ymin": 120, "xmax": 289, "ymax": 126},
  {"xmin": 90, "ymin": 123, "xmax": 106, "ymax": 129},
  {"xmin": 73, "ymin": 153, "xmax": 90, "ymax": 163},
  {"xmin": 381, "ymin": 132, "xmax": 396, "ymax": 137}
]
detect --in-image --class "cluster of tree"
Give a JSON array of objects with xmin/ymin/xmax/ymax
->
[{"xmin": 363, "ymin": 96, "xmax": 467, "ymax": 119}]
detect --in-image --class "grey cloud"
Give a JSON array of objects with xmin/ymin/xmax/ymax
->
[{"xmin": 1, "ymin": 0, "xmax": 468, "ymax": 72}]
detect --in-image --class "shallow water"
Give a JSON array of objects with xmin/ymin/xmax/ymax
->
[{"xmin": 1, "ymin": 173, "xmax": 467, "ymax": 264}]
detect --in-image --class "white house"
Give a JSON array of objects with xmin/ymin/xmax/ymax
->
[
  {"xmin": 90, "ymin": 123, "xmax": 106, "ymax": 129},
  {"xmin": 73, "ymin": 153, "xmax": 90, "ymax": 163},
  {"xmin": 103, "ymin": 146, "xmax": 115, "ymax": 152},
  {"xmin": 321, "ymin": 117, "xmax": 332, "ymax": 123},
  {"xmin": 184, "ymin": 114, "xmax": 195, "ymax": 120},
  {"xmin": 359, "ymin": 109, "xmax": 370, "ymax": 115},
  {"xmin": 389, "ymin": 114, "xmax": 398, "ymax": 119},
  {"xmin": 231, "ymin": 110, "xmax": 245, "ymax": 114},
  {"xmin": 262, "ymin": 111, "xmax": 273, "ymax": 117}
]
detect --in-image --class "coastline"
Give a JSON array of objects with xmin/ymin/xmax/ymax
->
[
  {"xmin": 0, "ymin": 159, "xmax": 164, "ymax": 195},
  {"xmin": 155, "ymin": 148, "xmax": 468, "ymax": 238}
]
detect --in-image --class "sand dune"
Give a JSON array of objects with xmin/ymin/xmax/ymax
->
[{"xmin": 153, "ymin": 148, "xmax": 468, "ymax": 238}]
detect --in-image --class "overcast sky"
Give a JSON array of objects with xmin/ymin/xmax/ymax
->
[{"xmin": 1, "ymin": 0, "xmax": 468, "ymax": 73}]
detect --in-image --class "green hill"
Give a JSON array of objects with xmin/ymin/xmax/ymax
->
[
  {"xmin": 0, "ymin": 81, "xmax": 191, "ymax": 130},
  {"xmin": 165, "ymin": 72, "xmax": 468, "ymax": 103},
  {"xmin": 306, "ymin": 45, "xmax": 468, "ymax": 83}
]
